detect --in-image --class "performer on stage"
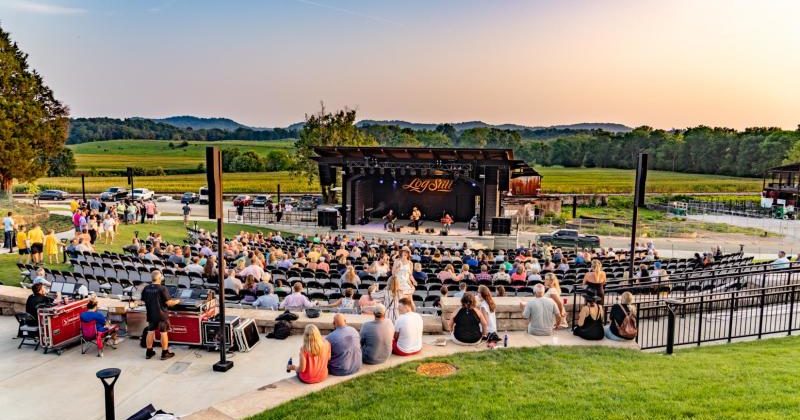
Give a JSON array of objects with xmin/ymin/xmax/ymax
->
[
  {"xmin": 441, "ymin": 212, "xmax": 453, "ymax": 234},
  {"xmin": 410, "ymin": 207, "xmax": 421, "ymax": 232},
  {"xmin": 382, "ymin": 209, "xmax": 396, "ymax": 231},
  {"xmin": 142, "ymin": 270, "xmax": 180, "ymax": 360}
]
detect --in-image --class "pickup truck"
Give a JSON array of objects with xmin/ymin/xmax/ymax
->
[{"xmin": 537, "ymin": 229, "xmax": 600, "ymax": 248}]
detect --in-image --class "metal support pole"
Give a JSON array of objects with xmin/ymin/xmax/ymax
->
[
  {"xmin": 212, "ymin": 216, "xmax": 233, "ymax": 372},
  {"xmin": 479, "ymin": 169, "xmax": 486, "ymax": 237},
  {"xmin": 788, "ymin": 285, "xmax": 796, "ymax": 336},
  {"xmin": 81, "ymin": 174, "xmax": 86, "ymax": 202},
  {"xmin": 666, "ymin": 305, "xmax": 676, "ymax": 355}
]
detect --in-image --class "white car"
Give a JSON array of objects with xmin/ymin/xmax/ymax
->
[{"xmin": 131, "ymin": 188, "xmax": 155, "ymax": 201}]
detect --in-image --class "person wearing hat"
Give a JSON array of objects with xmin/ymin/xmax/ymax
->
[
  {"xmin": 573, "ymin": 292, "xmax": 605, "ymax": 341},
  {"xmin": 359, "ymin": 303, "xmax": 395, "ymax": 364}
]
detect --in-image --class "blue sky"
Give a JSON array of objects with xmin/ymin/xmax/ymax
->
[{"xmin": 2, "ymin": 0, "xmax": 799, "ymax": 129}]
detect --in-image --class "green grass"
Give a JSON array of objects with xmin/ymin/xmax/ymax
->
[
  {"xmin": 0, "ymin": 220, "xmax": 274, "ymax": 287},
  {"xmin": 253, "ymin": 337, "xmax": 800, "ymax": 420},
  {"xmin": 537, "ymin": 167, "xmax": 761, "ymax": 194},
  {"xmin": 68, "ymin": 139, "xmax": 295, "ymax": 171}
]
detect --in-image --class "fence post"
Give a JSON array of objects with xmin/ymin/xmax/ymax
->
[
  {"xmin": 727, "ymin": 292, "xmax": 736, "ymax": 343},
  {"xmin": 757, "ymin": 287, "xmax": 766, "ymax": 339},
  {"xmin": 788, "ymin": 285, "xmax": 795, "ymax": 336},
  {"xmin": 666, "ymin": 304, "xmax": 676, "ymax": 355},
  {"xmin": 696, "ymin": 295, "xmax": 704, "ymax": 346}
]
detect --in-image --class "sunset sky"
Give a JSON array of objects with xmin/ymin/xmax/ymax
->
[{"xmin": 2, "ymin": 0, "xmax": 799, "ymax": 129}]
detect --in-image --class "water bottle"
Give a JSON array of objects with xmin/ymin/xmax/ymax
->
[
  {"xmin": 503, "ymin": 333, "xmax": 508, "ymax": 348},
  {"xmin": 286, "ymin": 357, "xmax": 292, "ymax": 373}
]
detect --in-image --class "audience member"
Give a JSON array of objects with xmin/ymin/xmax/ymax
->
[
  {"xmin": 520, "ymin": 284, "xmax": 561, "ymax": 336},
  {"xmin": 279, "ymin": 282, "xmax": 317, "ymax": 311},
  {"xmin": 252, "ymin": 284, "xmax": 279, "ymax": 310},
  {"xmin": 543, "ymin": 273, "xmax": 568, "ymax": 329},
  {"xmin": 573, "ymin": 294, "xmax": 604, "ymax": 340},
  {"xmin": 288, "ymin": 325, "xmax": 331, "ymax": 384},
  {"xmin": 478, "ymin": 285, "xmax": 500, "ymax": 347},
  {"xmin": 360, "ymin": 304, "xmax": 394, "ymax": 364},
  {"xmin": 583, "ymin": 259, "xmax": 607, "ymax": 303},
  {"xmin": 392, "ymin": 298, "xmax": 422, "ymax": 356},
  {"xmin": 326, "ymin": 314, "xmax": 362, "ymax": 376},
  {"xmin": 448, "ymin": 292, "xmax": 487, "ymax": 345},
  {"xmin": 606, "ymin": 291, "xmax": 637, "ymax": 341}
]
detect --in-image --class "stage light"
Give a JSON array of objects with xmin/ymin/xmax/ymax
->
[
  {"xmin": 393, "ymin": 180, "xmax": 398, "ymax": 184},
  {"xmin": 379, "ymin": 179, "xmax": 384, "ymax": 184},
  {"xmin": 472, "ymin": 182, "xmax": 477, "ymax": 187}
]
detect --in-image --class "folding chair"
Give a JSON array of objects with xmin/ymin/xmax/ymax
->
[
  {"xmin": 15, "ymin": 313, "xmax": 40, "ymax": 350},
  {"xmin": 80, "ymin": 320, "xmax": 115, "ymax": 357}
]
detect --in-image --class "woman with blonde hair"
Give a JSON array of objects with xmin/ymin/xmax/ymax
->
[
  {"xmin": 373, "ymin": 275, "xmax": 404, "ymax": 322},
  {"xmin": 340, "ymin": 265, "xmax": 361, "ymax": 286},
  {"xmin": 606, "ymin": 291, "xmax": 637, "ymax": 341},
  {"xmin": 544, "ymin": 273, "xmax": 568, "ymax": 329},
  {"xmin": 392, "ymin": 248, "xmax": 416, "ymax": 298},
  {"xmin": 287, "ymin": 324, "xmax": 331, "ymax": 384},
  {"xmin": 583, "ymin": 259, "xmax": 607, "ymax": 303}
]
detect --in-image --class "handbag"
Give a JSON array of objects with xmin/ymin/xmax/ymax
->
[
  {"xmin": 305, "ymin": 308, "xmax": 321, "ymax": 319},
  {"xmin": 613, "ymin": 304, "xmax": 638, "ymax": 339}
]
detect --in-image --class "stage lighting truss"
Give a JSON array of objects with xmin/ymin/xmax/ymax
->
[{"xmin": 345, "ymin": 161, "xmax": 472, "ymax": 177}]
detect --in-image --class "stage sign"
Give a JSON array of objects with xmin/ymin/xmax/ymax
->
[{"xmin": 402, "ymin": 178, "xmax": 453, "ymax": 193}]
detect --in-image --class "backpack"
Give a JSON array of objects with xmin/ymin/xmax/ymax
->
[
  {"xmin": 614, "ymin": 304, "xmax": 638, "ymax": 339},
  {"xmin": 267, "ymin": 320, "xmax": 292, "ymax": 340}
]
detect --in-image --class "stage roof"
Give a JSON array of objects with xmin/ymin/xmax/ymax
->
[
  {"xmin": 312, "ymin": 146, "xmax": 539, "ymax": 175},
  {"xmin": 313, "ymin": 146, "xmax": 515, "ymax": 162}
]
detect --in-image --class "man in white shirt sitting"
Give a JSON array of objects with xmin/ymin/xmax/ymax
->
[
  {"xmin": 520, "ymin": 284, "xmax": 562, "ymax": 336},
  {"xmin": 185, "ymin": 257, "xmax": 204, "ymax": 275},
  {"xmin": 492, "ymin": 266, "xmax": 511, "ymax": 282},
  {"xmin": 239, "ymin": 259, "xmax": 264, "ymax": 281},
  {"xmin": 392, "ymin": 297, "xmax": 423, "ymax": 356},
  {"xmin": 279, "ymin": 282, "xmax": 317, "ymax": 311},
  {"xmin": 223, "ymin": 270, "xmax": 243, "ymax": 295}
]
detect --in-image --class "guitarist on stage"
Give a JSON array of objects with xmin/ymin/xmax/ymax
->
[
  {"xmin": 410, "ymin": 207, "xmax": 422, "ymax": 232},
  {"xmin": 440, "ymin": 212, "xmax": 453, "ymax": 234},
  {"xmin": 382, "ymin": 209, "xmax": 396, "ymax": 231}
]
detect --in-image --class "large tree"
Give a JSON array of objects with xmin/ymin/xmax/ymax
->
[
  {"xmin": 0, "ymin": 25, "xmax": 70, "ymax": 197},
  {"xmin": 294, "ymin": 103, "xmax": 376, "ymax": 203}
]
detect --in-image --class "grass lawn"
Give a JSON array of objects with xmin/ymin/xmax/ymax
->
[
  {"xmin": 253, "ymin": 337, "xmax": 800, "ymax": 420},
  {"xmin": 537, "ymin": 167, "xmax": 761, "ymax": 194},
  {"xmin": 68, "ymin": 139, "xmax": 295, "ymax": 171},
  {"xmin": 0, "ymin": 220, "xmax": 274, "ymax": 287}
]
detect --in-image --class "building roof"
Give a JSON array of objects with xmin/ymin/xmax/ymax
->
[{"xmin": 768, "ymin": 162, "xmax": 800, "ymax": 172}]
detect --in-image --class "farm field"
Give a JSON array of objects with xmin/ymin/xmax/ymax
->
[
  {"xmin": 28, "ymin": 167, "xmax": 761, "ymax": 194},
  {"xmin": 537, "ymin": 167, "xmax": 761, "ymax": 194},
  {"xmin": 68, "ymin": 139, "xmax": 295, "ymax": 171}
]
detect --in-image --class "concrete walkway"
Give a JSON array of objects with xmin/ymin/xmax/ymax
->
[{"xmin": 0, "ymin": 313, "xmax": 637, "ymax": 420}]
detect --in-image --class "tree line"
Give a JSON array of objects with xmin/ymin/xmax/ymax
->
[{"xmin": 67, "ymin": 117, "xmax": 298, "ymax": 144}]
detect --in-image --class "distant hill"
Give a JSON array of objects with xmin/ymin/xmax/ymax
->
[
  {"xmin": 356, "ymin": 119, "xmax": 632, "ymax": 133},
  {"xmin": 148, "ymin": 116, "xmax": 254, "ymax": 131}
]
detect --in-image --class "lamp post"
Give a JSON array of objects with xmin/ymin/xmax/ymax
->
[{"xmin": 96, "ymin": 368, "xmax": 121, "ymax": 420}]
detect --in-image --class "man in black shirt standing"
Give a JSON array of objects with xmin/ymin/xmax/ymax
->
[{"xmin": 141, "ymin": 270, "xmax": 179, "ymax": 360}]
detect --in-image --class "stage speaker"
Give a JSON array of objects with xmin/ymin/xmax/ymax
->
[
  {"xmin": 491, "ymin": 217, "xmax": 512, "ymax": 235},
  {"xmin": 318, "ymin": 210, "xmax": 338, "ymax": 229},
  {"xmin": 203, "ymin": 315, "xmax": 240, "ymax": 350},
  {"xmin": 439, "ymin": 230, "xmax": 448, "ymax": 236},
  {"xmin": 206, "ymin": 147, "xmax": 223, "ymax": 220},
  {"xmin": 498, "ymin": 168, "xmax": 509, "ymax": 191}
]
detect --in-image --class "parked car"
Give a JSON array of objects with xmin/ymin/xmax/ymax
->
[
  {"xmin": 252, "ymin": 195, "xmax": 272, "ymax": 207},
  {"xmin": 298, "ymin": 194, "xmax": 322, "ymax": 211},
  {"xmin": 181, "ymin": 192, "xmax": 199, "ymax": 204},
  {"xmin": 233, "ymin": 195, "xmax": 252, "ymax": 207},
  {"xmin": 37, "ymin": 190, "xmax": 69, "ymax": 201},
  {"xmin": 537, "ymin": 229, "xmax": 600, "ymax": 248},
  {"xmin": 199, "ymin": 186, "xmax": 209, "ymax": 205},
  {"xmin": 131, "ymin": 188, "xmax": 155, "ymax": 201},
  {"xmin": 100, "ymin": 187, "xmax": 128, "ymax": 202},
  {"xmin": 280, "ymin": 197, "xmax": 297, "ymax": 207}
]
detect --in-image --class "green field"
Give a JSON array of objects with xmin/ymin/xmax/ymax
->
[
  {"xmin": 537, "ymin": 167, "xmax": 761, "ymax": 194},
  {"xmin": 28, "ymin": 167, "xmax": 761, "ymax": 195},
  {"xmin": 254, "ymin": 337, "xmax": 800, "ymax": 420},
  {"xmin": 68, "ymin": 139, "xmax": 295, "ymax": 171}
]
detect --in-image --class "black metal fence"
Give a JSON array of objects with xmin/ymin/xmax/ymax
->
[
  {"xmin": 656, "ymin": 199, "xmax": 773, "ymax": 218},
  {"xmin": 634, "ymin": 283, "xmax": 800, "ymax": 352},
  {"xmin": 227, "ymin": 208, "xmax": 319, "ymax": 227}
]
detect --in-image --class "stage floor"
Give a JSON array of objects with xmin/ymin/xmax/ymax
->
[{"xmin": 352, "ymin": 219, "xmax": 474, "ymax": 238}]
